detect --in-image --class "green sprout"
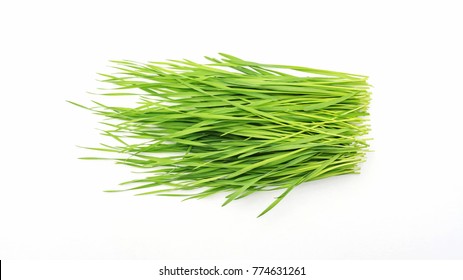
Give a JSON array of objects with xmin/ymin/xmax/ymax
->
[{"xmin": 72, "ymin": 53, "xmax": 372, "ymax": 217}]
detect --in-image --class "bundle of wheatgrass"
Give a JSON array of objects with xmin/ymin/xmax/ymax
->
[{"xmin": 74, "ymin": 53, "xmax": 371, "ymax": 217}]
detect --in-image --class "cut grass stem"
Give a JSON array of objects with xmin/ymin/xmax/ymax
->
[{"xmin": 72, "ymin": 54, "xmax": 371, "ymax": 217}]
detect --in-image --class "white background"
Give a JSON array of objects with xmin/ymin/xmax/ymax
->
[{"xmin": 1, "ymin": 0, "xmax": 462, "ymax": 259}]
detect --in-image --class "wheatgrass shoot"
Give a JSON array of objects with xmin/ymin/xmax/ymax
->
[{"xmin": 72, "ymin": 53, "xmax": 371, "ymax": 217}]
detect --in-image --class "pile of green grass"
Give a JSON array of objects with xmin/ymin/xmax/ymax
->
[{"xmin": 73, "ymin": 53, "xmax": 371, "ymax": 217}]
